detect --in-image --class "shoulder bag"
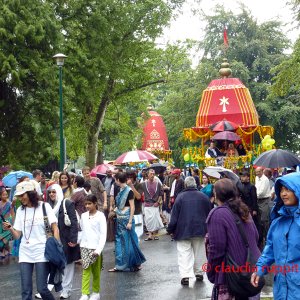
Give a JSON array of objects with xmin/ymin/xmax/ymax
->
[
  {"xmin": 63, "ymin": 199, "xmax": 72, "ymax": 226},
  {"xmin": 42, "ymin": 202, "xmax": 53, "ymax": 238},
  {"xmin": 63, "ymin": 199, "xmax": 81, "ymax": 228},
  {"xmin": 225, "ymin": 209, "xmax": 265, "ymax": 297}
]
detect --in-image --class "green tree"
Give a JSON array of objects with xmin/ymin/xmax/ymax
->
[
  {"xmin": 251, "ymin": 0, "xmax": 300, "ymax": 151},
  {"xmin": 0, "ymin": 0, "xmax": 62, "ymax": 169},
  {"xmin": 200, "ymin": 4, "xmax": 289, "ymax": 105},
  {"xmin": 54, "ymin": 0, "xmax": 184, "ymax": 167}
]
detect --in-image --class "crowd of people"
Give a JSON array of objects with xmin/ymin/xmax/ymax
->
[{"xmin": 0, "ymin": 163, "xmax": 300, "ymax": 300}]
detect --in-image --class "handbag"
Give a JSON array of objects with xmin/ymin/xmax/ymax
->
[
  {"xmin": 63, "ymin": 199, "xmax": 71, "ymax": 226},
  {"xmin": 42, "ymin": 203, "xmax": 53, "ymax": 238},
  {"xmin": 225, "ymin": 209, "xmax": 265, "ymax": 297}
]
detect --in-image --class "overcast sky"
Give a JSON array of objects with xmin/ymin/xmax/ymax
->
[{"xmin": 160, "ymin": 0, "xmax": 300, "ymax": 44}]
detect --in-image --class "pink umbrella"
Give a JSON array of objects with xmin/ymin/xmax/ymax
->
[
  {"xmin": 114, "ymin": 150, "xmax": 158, "ymax": 165},
  {"xmin": 90, "ymin": 164, "xmax": 115, "ymax": 177},
  {"xmin": 211, "ymin": 131, "xmax": 241, "ymax": 141}
]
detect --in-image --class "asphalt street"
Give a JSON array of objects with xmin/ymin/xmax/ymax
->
[{"xmin": 0, "ymin": 230, "xmax": 273, "ymax": 300}]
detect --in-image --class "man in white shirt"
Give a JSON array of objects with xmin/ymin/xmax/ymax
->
[
  {"xmin": 31, "ymin": 169, "xmax": 43, "ymax": 196},
  {"xmin": 255, "ymin": 167, "xmax": 271, "ymax": 248}
]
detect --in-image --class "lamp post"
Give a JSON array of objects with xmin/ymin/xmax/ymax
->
[{"xmin": 53, "ymin": 53, "xmax": 67, "ymax": 171}]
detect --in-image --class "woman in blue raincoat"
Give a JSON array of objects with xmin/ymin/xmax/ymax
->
[{"xmin": 251, "ymin": 172, "xmax": 300, "ymax": 299}]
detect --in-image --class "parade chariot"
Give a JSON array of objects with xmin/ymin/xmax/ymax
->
[{"xmin": 182, "ymin": 59, "xmax": 274, "ymax": 173}]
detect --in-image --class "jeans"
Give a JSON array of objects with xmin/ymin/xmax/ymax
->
[{"xmin": 20, "ymin": 262, "xmax": 55, "ymax": 300}]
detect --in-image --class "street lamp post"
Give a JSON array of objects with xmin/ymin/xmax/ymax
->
[{"xmin": 53, "ymin": 53, "xmax": 67, "ymax": 171}]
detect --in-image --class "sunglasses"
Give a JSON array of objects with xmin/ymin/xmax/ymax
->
[{"xmin": 49, "ymin": 191, "xmax": 56, "ymax": 194}]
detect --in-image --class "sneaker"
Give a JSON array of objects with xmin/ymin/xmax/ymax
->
[
  {"xmin": 90, "ymin": 292, "xmax": 100, "ymax": 300},
  {"xmin": 79, "ymin": 295, "xmax": 89, "ymax": 300},
  {"xmin": 35, "ymin": 284, "xmax": 53, "ymax": 299}
]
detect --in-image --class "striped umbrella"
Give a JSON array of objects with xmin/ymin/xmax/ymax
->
[
  {"xmin": 210, "ymin": 119, "xmax": 239, "ymax": 132},
  {"xmin": 212, "ymin": 131, "xmax": 241, "ymax": 141},
  {"xmin": 114, "ymin": 150, "xmax": 158, "ymax": 165}
]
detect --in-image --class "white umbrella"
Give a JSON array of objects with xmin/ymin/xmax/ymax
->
[{"xmin": 203, "ymin": 166, "xmax": 239, "ymax": 182}]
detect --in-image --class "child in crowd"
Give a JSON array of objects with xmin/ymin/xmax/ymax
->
[{"xmin": 79, "ymin": 194, "xmax": 107, "ymax": 300}]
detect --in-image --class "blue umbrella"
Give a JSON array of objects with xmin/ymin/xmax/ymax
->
[{"xmin": 2, "ymin": 171, "xmax": 33, "ymax": 187}]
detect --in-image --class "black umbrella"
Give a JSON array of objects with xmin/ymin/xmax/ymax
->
[
  {"xmin": 148, "ymin": 163, "xmax": 167, "ymax": 174},
  {"xmin": 253, "ymin": 149, "xmax": 300, "ymax": 168}
]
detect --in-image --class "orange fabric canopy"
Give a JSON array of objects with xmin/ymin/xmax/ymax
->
[{"xmin": 196, "ymin": 78, "xmax": 259, "ymax": 128}]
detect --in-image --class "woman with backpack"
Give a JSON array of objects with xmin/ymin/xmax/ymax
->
[{"xmin": 206, "ymin": 178, "xmax": 261, "ymax": 300}]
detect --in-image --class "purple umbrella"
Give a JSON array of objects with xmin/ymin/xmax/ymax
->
[{"xmin": 212, "ymin": 131, "xmax": 241, "ymax": 141}]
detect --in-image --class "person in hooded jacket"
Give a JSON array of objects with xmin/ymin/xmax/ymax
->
[{"xmin": 251, "ymin": 172, "xmax": 300, "ymax": 299}]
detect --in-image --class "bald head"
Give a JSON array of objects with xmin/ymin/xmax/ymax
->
[{"xmin": 255, "ymin": 167, "xmax": 264, "ymax": 178}]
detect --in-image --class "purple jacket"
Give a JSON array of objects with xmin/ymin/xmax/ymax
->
[{"xmin": 206, "ymin": 205, "xmax": 260, "ymax": 285}]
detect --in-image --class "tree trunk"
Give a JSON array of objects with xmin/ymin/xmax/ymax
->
[
  {"xmin": 85, "ymin": 77, "xmax": 165, "ymax": 167},
  {"xmin": 96, "ymin": 148, "xmax": 104, "ymax": 165},
  {"xmin": 85, "ymin": 78, "xmax": 114, "ymax": 167}
]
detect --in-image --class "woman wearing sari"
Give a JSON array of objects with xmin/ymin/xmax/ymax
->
[
  {"xmin": 200, "ymin": 174, "xmax": 213, "ymax": 197},
  {"xmin": 200, "ymin": 174, "xmax": 214, "ymax": 209},
  {"xmin": 0, "ymin": 188, "xmax": 13, "ymax": 258},
  {"xmin": 108, "ymin": 172, "xmax": 146, "ymax": 272}
]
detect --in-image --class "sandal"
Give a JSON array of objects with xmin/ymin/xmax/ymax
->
[
  {"xmin": 144, "ymin": 237, "xmax": 154, "ymax": 241},
  {"xmin": 108, "ymin": 268, "xmax": 121, "ymax": 272}
]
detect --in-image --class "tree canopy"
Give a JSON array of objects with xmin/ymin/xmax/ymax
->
[
  {"xmin": 0, "ymin": 0, "xmax": 62, "ymax": 169},
  {"xmin": 1, "ymin": 1, "xmax": 299, "ymax": 170},
  {"xmin": 1, "ymin": 0, "xmax": 184, "ymax": 169}
]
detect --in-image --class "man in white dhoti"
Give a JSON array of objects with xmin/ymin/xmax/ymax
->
[{"xmin": 141, "ymin": 169, "xmax": 164, "ymax": 241}]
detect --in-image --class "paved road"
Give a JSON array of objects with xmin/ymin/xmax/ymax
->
[{"xmin": 0, "ymin": 230, "xmax": 273, "ymax": 300}]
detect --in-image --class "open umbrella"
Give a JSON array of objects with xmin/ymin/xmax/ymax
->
[
  {"xmin": 203, "ymin": 166, "xmax": 239, "ymax": 182},
  {"xmin": 253, "ymin": 149, "xmax": 300, "ymax": 168},
  {"xmin": 2, "ymin": 170, "xmax": 33, "ymax": 187},
  {"xmin": 212, "ymin": 131, "xmax": 241, "ymax": 141},
  {"xmin": 148, "ymin": 163, "xmax": 167, "ymax": 174},
  {"xmin": 114, "ymin": 150, "xmax": 158, "ymax": 165},
  {"xmin": 90, "ymin": 164, "xmax": 115, "ymax": 177},
  {"xmin": 210, "ymin": 119, "xmax": 239, "ymax": 132}
]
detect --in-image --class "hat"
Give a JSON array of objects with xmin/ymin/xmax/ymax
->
[
  {"xmin": 15, "ymin": 181, "xmax": 35, "ymax": 196},
  {"xmin": 171, "ymin": 169, "xmax": 181, "ymax": 175}
]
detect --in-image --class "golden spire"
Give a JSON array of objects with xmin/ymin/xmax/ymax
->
[{"xmin": 219, "ymin": 58, "xmax": 232, "ymax": 78}]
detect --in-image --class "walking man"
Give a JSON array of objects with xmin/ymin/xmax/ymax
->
[
  {"xmin": 141, "ymin": 169, "xmax": 164, "ymax": 241},
  {"xmin": 167, "ymin": 177, "xmax": 211, "ymax": 285}
]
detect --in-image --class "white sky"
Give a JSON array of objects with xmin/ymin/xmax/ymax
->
[{"xmin": 160, "ymin": 0, "xmax": 300, "ymax": 45}]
